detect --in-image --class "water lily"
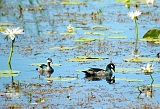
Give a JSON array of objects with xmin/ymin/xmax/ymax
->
[
  {"xmin": 1, "ymin": 27, "xmax": 24, "ymax": 67},
  {"xmin": 67, "ymin": 24, "xmax": 74, "ymax": 33},
  {"xmin": 141, "ymin": 63, "xmax": 154, "ymax": 73},
  {"xmin": 2, "ymin": 27, "xmax": 24, "ymax": 40},
  {"xmin": 128, "ymin": 10, "xmax": 141, "ymax": 20},
  {"xmin": 128, "ymin": 10, "xmax": 141, "ymax": 55}
]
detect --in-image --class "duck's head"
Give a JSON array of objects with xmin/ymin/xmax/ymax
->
[
  {"xmin": 106, "ymin": 63, "xmax": 115, "ymax": 72},
  {"xmin": 47, "ymin": 58, "xmax": 52, "ymax": 63},
  {"xmin": 157, "ymin": 52, "xmax": 160, "ymax": 58}
]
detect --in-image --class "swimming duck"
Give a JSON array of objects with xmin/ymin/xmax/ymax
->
[
  {"xmin": 36, "ymin": 58, "xmax": 54, "ymax": 78},
  {"xmin": 82, "ymin": 62, "xmax": 115, "ymax": 77}
]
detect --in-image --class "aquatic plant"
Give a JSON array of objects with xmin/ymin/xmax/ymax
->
[
  {"xmin": 128, "ymin": 10, "xmax": 141, "ymax": 55},
  {"xmin": 146, "ymin": 0, "xmax": 154, "ymax": 7},
  {"xmin": 1, "ymin": 27, "xmax": 24, "ymax": 67}
]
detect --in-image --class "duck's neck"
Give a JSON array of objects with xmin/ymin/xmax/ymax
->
[{"xmin": 47, "ymin": 62, "xmax": 51, "ymax": 67}]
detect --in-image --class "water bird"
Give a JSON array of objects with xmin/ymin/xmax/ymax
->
[
  {"xmin": 82, "ymin": 62, "xmax": 115, "ymax": 77},
  {"xmin": 36, "ymin": 58, "xmax": 54, "ymax": 78}
]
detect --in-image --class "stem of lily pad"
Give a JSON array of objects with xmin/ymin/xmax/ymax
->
[
  {"xmin": 8, "ymin": 39, "xmax": 15, "ymax": 68},
  {"xmin": 149, "ymin": 74, "xmax": 154, "ymax": 84},
  {"xmin": 134, "ymin": 18, "xmax": 138, "ymax": 55}
]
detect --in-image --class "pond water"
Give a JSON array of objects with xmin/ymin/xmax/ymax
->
[{"xmin": 0, "ymin": 0, "xmax": 160, "ymax": 108}]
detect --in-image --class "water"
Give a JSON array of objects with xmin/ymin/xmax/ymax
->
[{"xmin": 0, "ymin": 0, "xmax": 160, "ymax": 108}]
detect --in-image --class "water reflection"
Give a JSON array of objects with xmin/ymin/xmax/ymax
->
[{"xmin": 85, "ymin": 75, "xmax": 115, "ymax": 84}]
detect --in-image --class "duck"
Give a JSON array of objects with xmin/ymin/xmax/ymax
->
[
  {"xmin": 36, "ymin": 58, "xmax": 54, "ymax": 78},
  {"xmin": 82, "ymin": 62, "xmax": 115, "ymax": 77}
]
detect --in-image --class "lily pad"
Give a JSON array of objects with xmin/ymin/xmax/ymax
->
[
  {"xmin": 151, "ymin": 84, "xmax": 160, "ymax": 88},
  {"xmin": 0, "ymin": 22, "xmax": 12, "ymax": 26},
  {"xmin": 0, "ymin": 27, "xmax": 5, "ymax": 32},
  {"xmin": 44, "ymin": 77, "xmax": 77, "ymax": 81},
  {"xmin": 124, "ymin": 57, "xmax": 160, "ymax": 62},
  {"xmin": 140, "ymin": 38, "xmax": 160, "ymax": 42},
  {"xmin": 92, "ymin": 25, "xmax": 109, "ymax": 31},
  {"xmin": 60, "ymin": 32, "xmax": 76, "ymax": 35},
  {"xmin": 110, "ymin": 31, "xmax": 124, "ymax": 34},
  {"xmin": 115, "ymin": 0, "xmax": 145, "ymax": 4},
  {"xmin": 116, "ymin": 78, "xmax": 144, "ymax": 82},
  {"xmin": 60, "ymin": 2, "xmax": 85, "ymax": 5},
  {"xmin": 49, "ymin": 46, "xmax": 78, "ymax": 50},
  {"xmin": 29, "ymin": 63, "xmax": 62, "ymax": 66},
  {"xmin": 106, "ymin": 36, "xmax": 128, "ymax": 39},
  {"xmin": 66, "ymin": 56, "xmax": 108, "ymax": 62},
  {"xmin": 73, "ymin": 37, "xmax": 104, "ymax": 42},
  {"xmin": 84, "ymin": 32, "xmax": 106, "ymax": 36},
  {"xmin": 0, "ymin": 70, "xmax": 20, "ymax": 77},
  {"xmin": 143, "ymin": 28, "xmax": 160, "ymax": 39},
  {"xmin": 115, "ymin": 68, "xmax": 141, "ymax": 73}
]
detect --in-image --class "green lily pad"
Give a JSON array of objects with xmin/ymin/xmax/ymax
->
[
  {"xmin": 115, "ymin": 0, "xmax": 145, "ymax": 4},
  {"xmin": 151, "ymin": 84, "xmax": 160, "ymax": 88},
  {"xmin": 0, "ymin": 70, "xmax": 20, "ymax": 77},
  {"xmin": 60, "ymin": 2, "xmax": 85, "ymax": 5},
  {"xmin": 60, "ymin": 32, "xmax": 76, "ymax": 35},
  {"xmin": 49, "ymin": 46, "xmax": 78, "ymax": 50},
  {"xmin": 73, "ymin": 37, "xmax": 104, "ymax": 42},
  {"xmin": 0, "ymin": 27, "xmax": 5, "ymax": 32},
  {"xmin": 124, "ymin": 57, "xmax": 160, "ymax": 62},
  {"xmin": 92, "ymin": 25, "xmax": 109, "ymax": 31},
  {"xmin": 44, "ymin": 77, "xmax": 77, "ymax": 81},
  {"xmin": 140, "ymin": 38, "xmax": 160, "ymax": 42},
  {"xmin": 110, "ymin": 31, "xmax": 124, "ymax": 34},
  {"xmin": 143, "ymin": 28, "xmax": 160, "ymax": 39},
  {"xmin": 106, "ymin": 36, "xmax": 128, "ymax": 39},
  {"xmin": 0, "ymin": 22, "xmax": 12, "ymax": 26},
  {"xmin": 66, "ymin": 56, "xmax": 108, "ymax": 62},
  {"xmin": 116, "ymin": 78, "xmax": 144, "ymax": 82},
  {"xmin": 29, "ymin": 63, "xmax": 61, "ymax": 66},
  {"xmin": 84, "ymin": 32, "xmax": 106, "ymax": 36},
  {"xmin": 115, "ymin": 68, "xmax": 141, "ymax": 73}
]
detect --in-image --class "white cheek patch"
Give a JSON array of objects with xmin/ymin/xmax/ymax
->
[
  {"xmin": 111, "ymin": 65, "xmax": 114, "ymax": 68},
  {"xmin": 47, "ymin": 60, "xmax": 51, "ymax": 63}
]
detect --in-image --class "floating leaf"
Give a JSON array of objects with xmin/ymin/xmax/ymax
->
[
  {"xmin": 34, "ymin": 52, "xmax": 41, "ymax": 56},
  {"xmin": 0, "ymin": 22, "xmax": 12, "ymax": 26},
  {"xmin": 0, "ymin": 27, "xmax": 5, "ymax": 32},
  {"xmin": 67, "ymin": 56, "xmax": 108, "ymax": 62},
  {"xmin": 143, "ymin": 28, "xmax": 160, "ymax": 39},
  {"xmin": 92, "ymin": 25, "xmax": 108, "ymax": 31},
  {"xmin": 0, "ymin": 70, "xmax": 20, "ymax": 77},
  {"xmin": 110, "ymin": 31, "xmax": 124, "ymax": 34},
  {"xmin": 44, "ymin": 77, "xmax": 77, "ymax": 81},
  {"xmin": 73, "ymin": 37, "xmax": 104, "ymax": 42},
  {"xmin": 29, "ymin": 63, "xmax": 61, "ymax": 66},
  {"xmin": 84, "ymin": 32, "xmax": 105, "ymax": 36},
  {"xmin": 115, "ymin": 0, "xmax": 145, "ymax": 4},
  {"xmin": 60, "ymin": 2, "xmax": 85, "ymax": 5},
  {"xmin": 151, "ymin": 84, "xmax": 160, "ymax": 88},
  {"xmin": 115, "ymin": 68, "xmax": 141, "ymax": 73},
  {"xmin": 60, "ymin": 32, "xmax": 76, "ymax": 35},
  {"xmin": 140, "ymin": 38, "xmax": 160, "ymax": 42},
  {"xmin": 124, "ymin": 57, "xmax": 160, "ymax": 62},
  {"xmin": 49, "ymin": 46, "xmax": 78, "ymax": 50},
  {"xmin": 116, "ymin": 78, "xmax": 144, "ymax": 82},
  {"xmin": 106, "ymin": 36, "xmax": 128, "ymax": 39}
]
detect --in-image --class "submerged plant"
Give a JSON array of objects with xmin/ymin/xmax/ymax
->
[
  {"xmin": 1, "ymin": 27, "xmax": 24, "ymax": 68},
  {"xmin": 128, "ymin": 10, "xmax": 141, "ymax": 55}
]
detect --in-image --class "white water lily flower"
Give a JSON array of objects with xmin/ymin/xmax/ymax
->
[
  {"xmin": 2, "ymin": 27, "xmax": 24, "ymax": 40},
  {"xmin": 67, "ymin": 24, "xmax": 74, "ymax": 33},
  {"xmin": 128, "ymin": 10, "xmax": 142, "ymax": 20},
  {"xmin": 141, "ymin": 63, "xmax": 154, "ymax": 73}
]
